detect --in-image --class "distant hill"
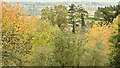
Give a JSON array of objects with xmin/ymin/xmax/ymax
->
[{"xmin": 9, "ymin": 2, "xmax": 118, "ymax": 15}]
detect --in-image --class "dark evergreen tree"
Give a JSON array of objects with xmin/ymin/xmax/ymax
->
[
  {"xmin": 76, "ymin": 5, "xmax": 88, "ymax": 28},
  {"xmin": 68, "ymin": 4, "xmax": 76, "ymax": 34},
  {"xmin": 68, "ymin": 4, "xmax": 88, "ymax": 33}
]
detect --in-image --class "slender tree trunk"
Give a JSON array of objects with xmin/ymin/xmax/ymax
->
[
  {"xmin": 81, "ymin": 13, "xmax": 85, "ymax": 28},
  {"xmin": 72, "ymin": 21, "xmax": 75, "ymax": 34}
]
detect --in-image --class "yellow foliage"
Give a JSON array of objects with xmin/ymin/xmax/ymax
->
[
  {"xmin": 86, "ymin": 17, "xmax": 118, "ymax": 56},
  {"xmin": 86, "ymin": 21, "xmax": 112, "ymax": 55}
]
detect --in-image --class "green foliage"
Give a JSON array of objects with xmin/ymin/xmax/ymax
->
[
  {"xmin": 75, "ymin": 5, "xmax": 88, "ymax": 18},
  {"xmin": 52, "ymin": 31, "xmax": 85, "ymax": 66},
  {"xmin": 52, "ymin": 29, "xmax": 109, "ymax": 66},
  {"xmin": 41, "ymin": 5, "xmax": 68, "ymax": 28},
  {"xmin": 32, "ymin": 19, "xmax": 59, "ymax": 46},
  {"xmin": 23, "ymin": 19, "xmax": 60, "ymax": 66},
  {"xmin": 109, "ymin": 15, "xmax": 120, "ymax": 68},
  {"xmin": 95, "ymin": 5, "xmax": 119, "ymax": 23}
]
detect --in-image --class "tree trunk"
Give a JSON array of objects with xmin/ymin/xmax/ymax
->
[
  {"xmin": 72, "ymin": 21, "xmax": 75, "ymax": 34},
  {"xmin": 81, "ymin": 13, "xmax": 85, "ymax": 28}
]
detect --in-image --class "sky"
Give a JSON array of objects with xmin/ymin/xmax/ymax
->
[{"xmin": 3, "ymin": 0, "xmax": 120, "ymax": 2}]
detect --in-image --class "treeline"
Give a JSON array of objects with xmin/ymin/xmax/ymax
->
[
  {"xmin": 95, "ymin": 5, "xmax": 120, "ymax": 23},
  {"xmin": 1, "ymin": 2, "xmax": 120, "ymax": 67}
]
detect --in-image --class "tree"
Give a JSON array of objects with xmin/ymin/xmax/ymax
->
[
  {"xmin": 2, "ymin": 2, "xmax": 35, "ymax": 66},
  {"xmin": 108, "ymin": 3, "xmax": 120, "ymax": 67},
  {"xmin": 41, "ymin": 5, "xmax": 68, "ymax": 29},
  {"xmin": 68, "ymin": 4, "xmax": 88, "ymax": 34},
  {"xmin": 68, "ymin": 4, "xmax": 76, "ymax": 34},
  {"xmin": 111, "ymin": 16, "xmax": 120, "ymax": 68},
  {"xmin": 53, "ymin": 28, "xmax": 110, "ymax": 66},
  {"xmin": 52, "ymin": 31, "xmax": 87, "ymax": 66},
  {"xmin": 24, "ymin": 19, "xmax": 60, "ymax": 66},
  {"xmin": 115, "ymin": 14, "xmax": 120, "ymax": 68},
  {"xmin": 85, "ymin": 21, "xmax": 112, "ymax": 66},
  {"xmin": 76, "ymin": 5, "xmax": 88, "ymax": 28},
  {"xmin": 95, "ymin": 5, "xmax": 119, "ymax": 24},
  {"xmin": 117, "ymin": 14, "xmax": 120, "ymax": 68},
  {"xmin": 81, "ymin": 13, "xmax": 85, "ymax": 28},
  {"xmin": 108, "ymin": 14, "xmax": 120, "ymax": 67}
]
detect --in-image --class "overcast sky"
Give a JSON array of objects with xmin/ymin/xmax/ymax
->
[{"xmin": 3, "ymin": 0, "xmax": 120, "ymax": 2}]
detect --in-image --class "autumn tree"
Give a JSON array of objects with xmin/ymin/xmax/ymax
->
[
  {"xmin": 2, "ymin": 2, "xmax": 35, "ymax": 66},
  {"xmin": 85, "ymin": 21, "xmax": 112, "ymax": 66}
]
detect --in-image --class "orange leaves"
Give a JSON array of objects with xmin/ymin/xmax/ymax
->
[
  {"xmin": 8, "ymin": 3, "xmax": 11, "ymax": 9},
  {"xmin": 17, "ymin": 2, "xmax": 19, "ymax": 5},
  {"xmin": 31, "ymin": 16, "xmax": 35, "ymax": 20},
  {"xmin": 3, "ymin": 2, "xmax": 6, "ymax": 5},
  {"xmin": 17, "ymin": 2, "xmax": 20, "ymax": 6},
  {"xmin": 13, "ymin": 6, "xmax": 15, "ymax": 9},
  {"xmin": 21, "ymin": 5, "xmax": 24, "ymax": 11},
  {"xmin": 20, "ymin": 7, "xmax": 23, "ymax": 12},
  {"xmin": 2, "ymin": 2, "xmax": 35, "ymax": 55},
  {"xmin": 3, "ymin": 2, "xmax": 24, "ymax": 12}
]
